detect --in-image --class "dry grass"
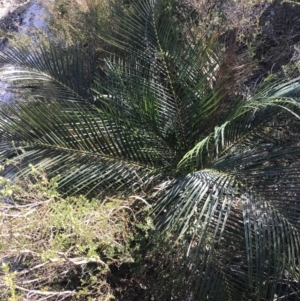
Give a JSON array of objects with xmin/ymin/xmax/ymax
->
[{"xmin": 46, "ymin": 0, "xmax": 111, "ymax": 45}]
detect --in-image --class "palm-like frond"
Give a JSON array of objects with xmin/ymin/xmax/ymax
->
[
  {"xmin": 0, "ymin": 98, "xmax": 162, "ymax": 195},
  {"xmin": 1, "ymin": 0, "xmax": 300, "ymax": 299},
  {"xmin": 0, "ymin": 42, "xmax": 96, "ymax": 102},
  {"xmin": 153, "ymin": 74, "xmax": 300, "ymax": 299},
  {"xmin": 178, "ymin": 77, "xmax": 300, "ymax": 171},
  {"xmin": 154, "ymin": 142, "xmax": 300, "ymax": 299},
  {"xmin": 0, "ymin": 0, "xmax": 223, "ymax": 194},
  {"xmin": 103, "ymin": 0, "xmax": 225, "ymax": 152},
  {"xmin": 0, "ymin": 42, "xmax": 170, "ymax": 195}
]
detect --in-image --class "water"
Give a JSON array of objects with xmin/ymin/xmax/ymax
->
[
  {"xmin": 18, "ymin": 1, "xmax": 49, "ymax": 35},
  {"xmin": 0, "ymin": 81, "xmax": 13, "ymax": 102},
  {"xmin": 0, "ymin": 0, "xmax": 49, "ymax": 102}
]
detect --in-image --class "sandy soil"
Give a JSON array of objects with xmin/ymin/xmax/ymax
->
[{"xmin": 0, "ymin": 0, "xmax": 31, "ymax": 20}]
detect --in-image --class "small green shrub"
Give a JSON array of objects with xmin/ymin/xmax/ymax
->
[{"xmin": 0, "ymin": 169, "xmax": 141, "ymax": 300}]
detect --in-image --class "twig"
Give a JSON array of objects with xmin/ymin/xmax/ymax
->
[
  {"xmin": 15, "ymin": 285, "xmax": 75, "ymax": 296},
  {"xmin": 56, "ymin": 252, "xmax": 108, "ymax": 267}
]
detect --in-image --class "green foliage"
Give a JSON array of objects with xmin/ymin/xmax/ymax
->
[
  {"xmin": 0, "ymin": 169, "xmax": 137, "ymax": 300},
  {"xmin": 2, "ymin": 264, "xmax": 19, "ymax": 301},
  {"xmin": 1, "ymin": 0, "xmax": 300, "ymax": 300}
]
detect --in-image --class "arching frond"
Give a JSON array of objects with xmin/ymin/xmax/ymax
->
[
  {"xmin": 0, "ymin": 97, "xmax": 169, "ymax": 196},
  {"xmin": 153, "ymin": 161, "xmax": 300, "ymax": 300},
  {"xmin": 0, "ymin": 42, "xmax": 96, "ymax": 103},
  {"xmin": 178, "ymin": 78, "xmax": 300, "ymax": 171}
]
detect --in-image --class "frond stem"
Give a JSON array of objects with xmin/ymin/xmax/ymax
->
[{"xmin": 152, "ymin": 11, "xmax": 188, "ymax": 152}]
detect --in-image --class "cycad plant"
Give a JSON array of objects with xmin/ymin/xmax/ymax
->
[{"xmin": 1, "ymin": 0, "xmax": 300, "ymax": 300}]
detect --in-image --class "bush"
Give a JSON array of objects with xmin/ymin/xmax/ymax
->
[{"xmin": 0, "ymin": 167, "xmax": 140, "ymax": 300}]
